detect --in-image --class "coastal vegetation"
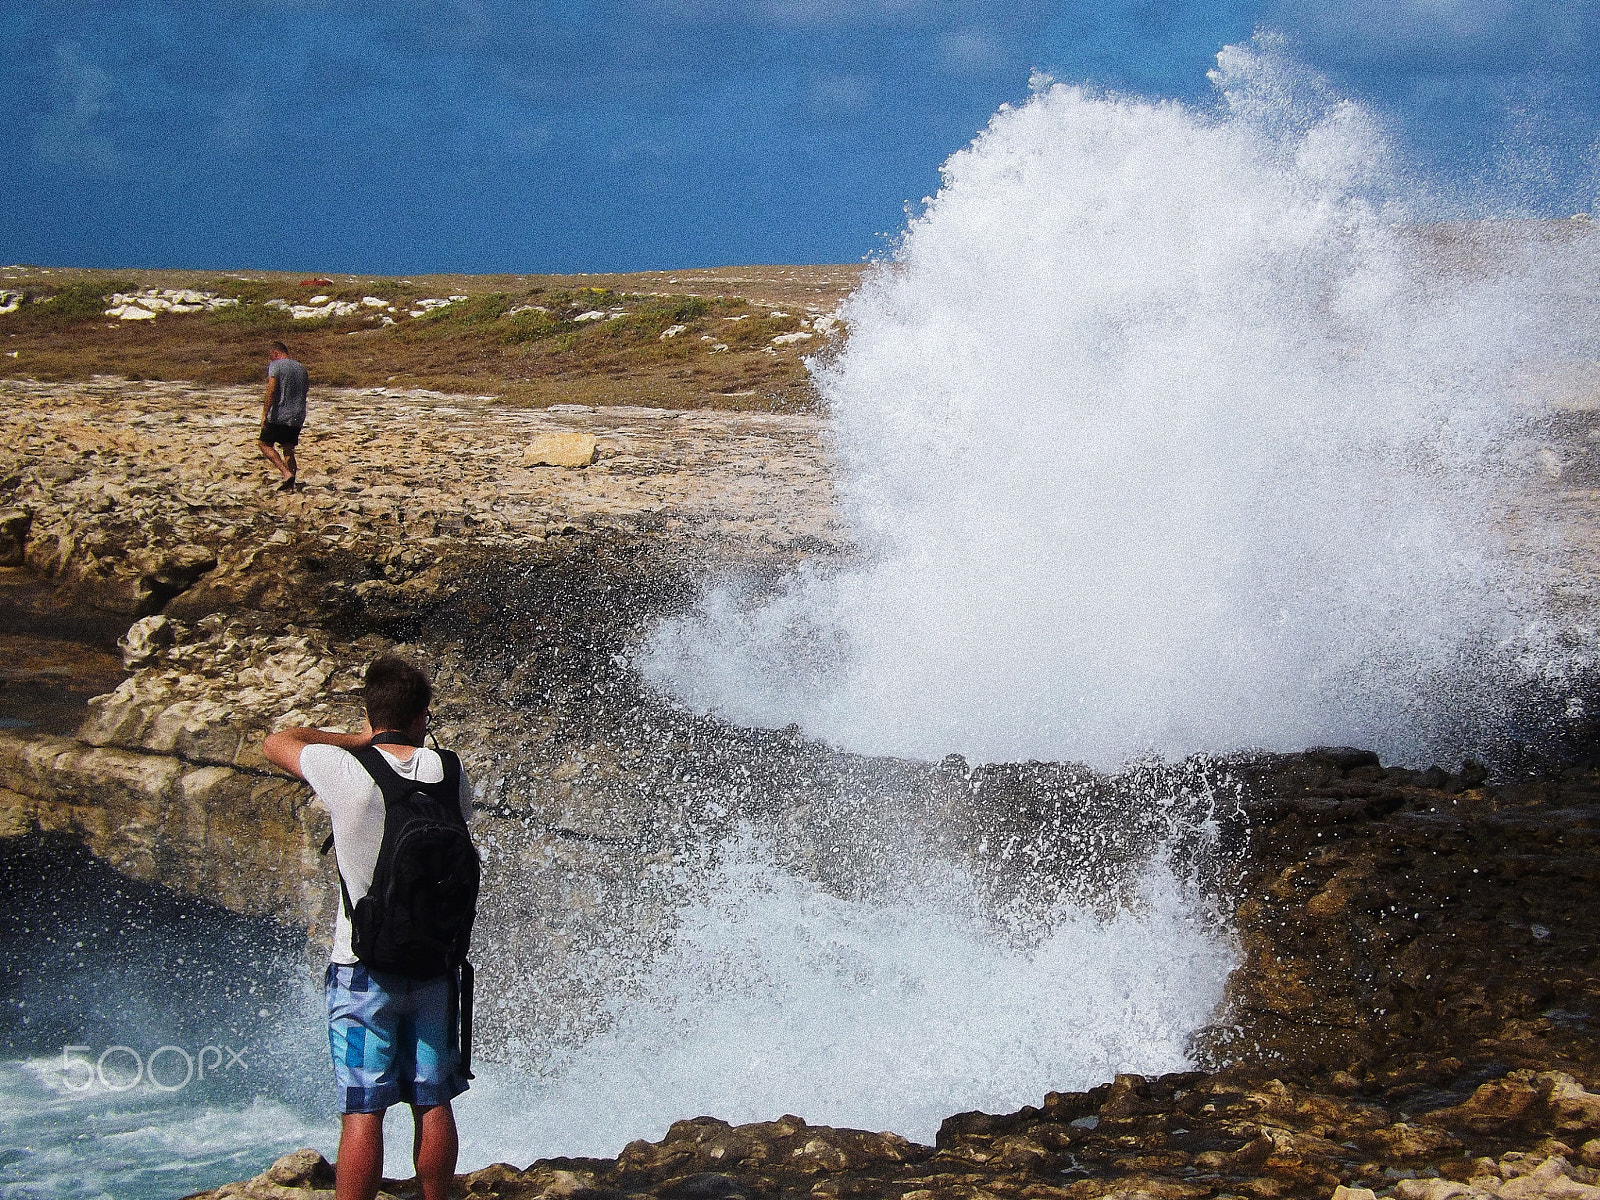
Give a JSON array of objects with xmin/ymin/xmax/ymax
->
[{"xmin": 0, "ymin": 264, "xmax": 861, "ymax": 411}]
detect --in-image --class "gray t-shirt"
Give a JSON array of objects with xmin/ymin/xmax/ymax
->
[
  {"xmin": 266, "ymin": 357, "xmax": 309, "ymax": 426},
  {"xmin": 300, "ymin": 744, "xmax": 474, "ymax": 965}
]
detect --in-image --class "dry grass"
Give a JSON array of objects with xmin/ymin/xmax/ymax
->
[{"xmin": 0, "ymin": 264, "xmax": 866, "ymax": 411}]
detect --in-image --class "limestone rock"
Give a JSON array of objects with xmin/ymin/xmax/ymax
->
[
  {"xmin": 120, "ymin": 614, "xmax": 173, "ymax": 666},
  {"xmin": 191, "ymin": 1147, "xmax": 337, "ymax": 1197},
  {"xmin": 1394, "ymin": 1181, "xmax": 1481, "ymax": 1200},
  {"xmin": 617, "ymin": 1114, "xmax": 931, "ymax": 1177},
  {"xmin": 0, "ymin": 507, "xmax": 29, "ymax": 566},
  {"xmin": 1367, "ymin": 1123, "xmax": 1463, "ymax": 1160},
  {"xmin": 1546, "ymin": 1075, "xmax": 1600, "ymax": 1138},
  {"xmin": 1428, "ymin": 1076, "xmax": 1544, "ymax": 1134},
  {"xmin": 0, "ymin": 730, "xmax": 319, "ymax": 919},
  {"xmin": 134, "ymin": 544, "xmax": 218, "ymax": 615},
  {"xmin": 1426, "ymin": 1074, "xmax": 1600, "ymax": 1140},
  {"xmin": 262, "ymin": 1148, "xmax": 335, "ymax": 1188},
  {"xmin": 523, "ymin": 432, "xmax": 597, "ymax": 467}
]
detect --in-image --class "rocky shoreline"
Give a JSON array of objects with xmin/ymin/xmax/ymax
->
[
  {"xmin": 206, "ymin": 1065, "xmax": 1600, "ymax": 1200},
  {"xmin": 1, "ymin": 376, "xmax": 1598, "ymax": 1200}
]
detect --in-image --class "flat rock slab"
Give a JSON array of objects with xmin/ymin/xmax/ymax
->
[
  {"xmin": 0, "ymin": 377, "xmax": 846, "ymax": 590},
  {"xmin": 523, "ymin": 432, "xmax": 597, "ymax": 467}
]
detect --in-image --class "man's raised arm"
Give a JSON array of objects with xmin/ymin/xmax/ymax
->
[{"xmin": 262, "ymin": 723, "xmax": 374, "ymax": 781}]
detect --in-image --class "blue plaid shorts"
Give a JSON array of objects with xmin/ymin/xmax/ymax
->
[{"xmin": 325, "ymin": 963, "xmax": 470, "ymax": 1114}]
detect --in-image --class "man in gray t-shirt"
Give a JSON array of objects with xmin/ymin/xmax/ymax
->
[{"xmin": 260, "ymin": 340, "xmax": 310, "ymax": 492}]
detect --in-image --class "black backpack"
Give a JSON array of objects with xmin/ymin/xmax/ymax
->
[{"xmin": 333, "ymin": 745, "xmax": 481, "ymax": 980}]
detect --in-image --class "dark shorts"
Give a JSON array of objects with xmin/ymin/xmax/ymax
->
[
  {"xmin": 260, "ymin": 421, "xmax": 302, "ymax": 447},
  {"xmin": 326, "ymin": 963, "xmax": 469, "ymax": 1114}
]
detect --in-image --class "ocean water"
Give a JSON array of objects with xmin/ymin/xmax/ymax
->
[
  {"xmin": 456, "ymin": 831, "xmax": 1233, "ymax": 1162},
  {"xmin": 642, "ymin": 38, "xmax": 1600, "ymax": 770},
  {"xmin": 0, "ymin": 836, "xmax": 336, "ymax": 1198},
  {"xmin": 0, "ymin": 1060, "xmax": 329, "ymax": 1200}
]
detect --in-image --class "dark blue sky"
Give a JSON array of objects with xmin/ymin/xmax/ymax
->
[{"xmin": 3, "ymin": 0, "xmax": 1596, "ymax": 273}]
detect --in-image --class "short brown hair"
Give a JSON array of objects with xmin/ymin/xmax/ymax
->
[
  {"xmin": 363, "ymin": 655, "xmax": 432, "ymax": 730},
  {"xmin": 270, "ymin": 340, "xmax": 290, "ymax": 355}
]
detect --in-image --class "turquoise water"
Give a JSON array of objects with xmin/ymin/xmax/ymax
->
[
  {"xmin": 0, "ymin": 1058, "xmax": 328, "ymax": 1200},
  {"xmin": 0, "ymin": 835, "xmax": 334, "ymax": 1197}
]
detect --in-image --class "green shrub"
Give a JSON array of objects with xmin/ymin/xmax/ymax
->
[
  {"xmin": 667, "ymin": 296, "xmax": 710, "ymax": 322},
  {"xmin": 204, "ymin": 278, "xmax": 274, "ymax": 304},
  {"xmin": 205, "ymin": 301, "xmax": 292, "ymax": 331},
  {"xmin": 501, "ymin": 308, "xmax": 558, "ymax": 344},
  {"xmin": 548, "ymin": 286, "xmax": 616, "ymax": 311},
  {"xmin": 439, "ymin": 293, "xmax": 512, "ymax": 326},
  {"xmin": 29, "ymin": 278, "xmax": 136, "ymax": 320}
]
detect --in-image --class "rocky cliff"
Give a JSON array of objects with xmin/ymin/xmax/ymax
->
[{"xmin": 0, "ymin": 375, "xmax": 842, "ymax": 957}]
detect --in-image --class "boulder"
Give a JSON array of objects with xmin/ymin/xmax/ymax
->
[
  {"xmin": 196, "ymin": 1147, "xmax": 336, "ymax": 1197},
  {"xmin": 1545, "ymin": 1075, "xmax": 1600, "ymax": 1138},
  {"xmin": 524, "ymin": 433, "xmax": 597, "ymax": 468},
  {"xmin": 1393, "ymin": 1181, "xmax": 1480, "ymax": 1200},
  {"xmin": 1425, "ymin": 1074, "xmax": 1600, "ymax": 1140},
  {"xmin": 617, "ymin": 1115, "xmax": 929, "ymax": 1177},
  {"xmin": 261, "ymin": 1149, "xmax": 335, "ymax": 1188},
  {"xmin": 1367, "ymin": 1123, "xmax": 1464, "ymax": 1160},
  {"xmin": 119, "ymin": 614, "xmax": 174, "ymax": 666}
]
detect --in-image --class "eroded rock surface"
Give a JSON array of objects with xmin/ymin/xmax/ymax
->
[
  {"xmin": 191, "ymin": 1070, "xmax": 1600, "ymax": 1200},
  {"xmin": 0, "ymin": 376, "xmax": 846, "ymax": 955}
]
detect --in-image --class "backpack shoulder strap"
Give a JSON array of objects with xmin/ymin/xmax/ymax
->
[
  {"xmin": 350, "ymin": 745, "xmax": 411, "ymax": 807},
  {"xmin": 435, "ymin": 749, "xmax": 466, "ymax": 825},
  {"xmin": 350, "ymin": 745, "xmax": 464, "ymax": 816},
  {"xmin": 438, "ymin": 745, "xmax": 461, "ymax": 785},
  {"xmin": 333, "ymin": 747, "xmax": 409, "ymax": 926}
]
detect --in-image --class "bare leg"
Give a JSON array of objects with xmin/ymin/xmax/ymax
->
[
  {"xmin": 283, "ymin": 445, "xmax": 298, "ymax": 479},
  {"xmin": 336, "ymin": 1111, "xmax": 385, "ymax": 1200},
  {"xmin": 410, "ymin": 1103, "xmax": 458, "ymax": 1200},
  {"xmin": 259, "ymin": 440, "xmax": 293, "ymax": 481}
]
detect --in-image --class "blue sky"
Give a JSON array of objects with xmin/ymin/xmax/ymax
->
[{"xmin": 2, "ymin": 0, "xmax": 1596, "ymax": 273}]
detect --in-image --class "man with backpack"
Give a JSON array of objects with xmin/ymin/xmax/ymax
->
[{"xmin": 263, "ymin": 656, "xmax": 478, "ymax": 1200}]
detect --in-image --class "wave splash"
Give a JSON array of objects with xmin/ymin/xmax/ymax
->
[
  {"xmin": 642, "ymin": 39, "xmax": 1593, "ymax": 769},
  {"xmin": 461, "ymin": 828, "xmax": 1234, "ymax": 1159}
]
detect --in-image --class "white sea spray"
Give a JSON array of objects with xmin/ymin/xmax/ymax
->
[
  {"xmin": 642, "ymin": 40, "xmax": 1598, "ymax": 769},
  {"xmin": 458, "ymin": 829, "xmax": 1233, "ymax": 1160}
]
